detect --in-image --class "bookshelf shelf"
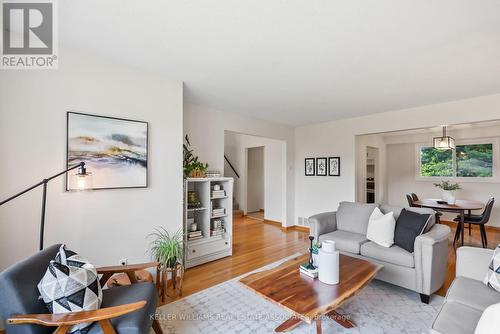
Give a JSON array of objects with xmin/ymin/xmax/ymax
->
[{"xmin": 184, "ymin": 177, "xmax": 233, "ymax": 268}]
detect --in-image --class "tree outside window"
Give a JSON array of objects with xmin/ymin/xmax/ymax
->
[{"xmin": 419, "ymin": 143, "xmax": 493, "ymax": 178}]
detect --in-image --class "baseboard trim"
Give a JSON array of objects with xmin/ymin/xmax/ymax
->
[
  {"xmin": 263, "ymin": 219, "xmax": 281, "ymax": 227},
  {"xmin": 281, "ymin": 225, "xmax": 310, "ymax": 232}
]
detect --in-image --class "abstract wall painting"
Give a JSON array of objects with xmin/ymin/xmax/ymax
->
[{"xmin": 66, "ymin": 112, "xmax": 148, "ymax": 190}]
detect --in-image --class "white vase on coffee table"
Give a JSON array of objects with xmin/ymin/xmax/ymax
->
[{"xmin": 318, "ymin": 240, "xmax": 339, "ymax": 285}]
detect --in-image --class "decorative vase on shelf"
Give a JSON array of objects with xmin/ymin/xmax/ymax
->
[{"xmin": 318, "ymin": 240, "xmax": 339, "ymax": 285}]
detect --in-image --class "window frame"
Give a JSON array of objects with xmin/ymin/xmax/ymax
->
[{"xmin": 415, "ymin": 138, "xmax": 500, "ymax": 183}]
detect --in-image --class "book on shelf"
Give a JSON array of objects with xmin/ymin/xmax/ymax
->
[
  {"xmin": 188, "ymin": 235, "xmax": 203, "ymax": 241},
  {"xmin": 211, "ymin": 219, "xmax": 223, "ymax": 230},
  {"xmin": 210, "ymin": 229, "xmax": 224, "ymax": 236},
  {"xmin": 211, "ymin": 190, "xmax": 226, "ymax": 198},
  {"xmin": 188, "ymin": 230, "xmax": 202, "ymax": 237}
]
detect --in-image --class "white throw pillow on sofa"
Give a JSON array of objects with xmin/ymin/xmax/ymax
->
[
  {"xmin": 366, "ymin": 207, "xmax": 396, "ymax": 248},
  {"xmin": 475, "ymin": 302, "xmax": 500, "ymax": 334}
]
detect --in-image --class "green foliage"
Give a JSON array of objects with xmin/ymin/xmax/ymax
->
[
  {"xmin": 148, "ymin": 227, "xmax": 183, "ymax": 269},
  {"xmin": 456, "ymin": 144, "xmax": 493, "ymax": 177},
  {"xmin": 434, "ymin": 180, "xmax": 461, "ymax": 191},
  {"xmin": 420, "ymin": 144, "xmax": 493, "ymax": 178},
  {"xmin": 420, "ymin": 147, "xmax": 452, "ymax": 177},
  {"xmin": 183, "ymin": 135, "xmax": 208, "ymax": 178}
]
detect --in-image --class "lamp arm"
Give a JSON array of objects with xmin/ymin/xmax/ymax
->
[{"xmin": 0, "ymin": 162, "xmax": 84, "ymax": 206}]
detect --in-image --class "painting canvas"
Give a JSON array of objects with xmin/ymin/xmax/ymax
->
[
  {"xmin": 305, "ymin": 158, "xmax": 315, "ymax": 176},
  {"xmin": 329, "ymin": 157, "xmax": 340, "ymax": 176},
  {"xmin": 67, "ymin": 112, "xmax": 148, "ymax": 190},
  {"xmin": 316, "ymin": 157, "xmax": 327, "ymax": 176}
]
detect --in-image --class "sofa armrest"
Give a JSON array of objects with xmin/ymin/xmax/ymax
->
[
  {"xmin": 456, "ymin": 246, "xmax": 493, "ymax": 282},
  {"xmin": 308, "ymin": 211, "xmax": 337, "ymax": 244},
  {"xmin": 414, "ymin": 224, "xmax": 451, "ymax": 295}
]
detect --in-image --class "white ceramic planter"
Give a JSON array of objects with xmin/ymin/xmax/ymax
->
[{"xmin": 443, "ymin": 190, "xmax": 456, "ymax": 205}]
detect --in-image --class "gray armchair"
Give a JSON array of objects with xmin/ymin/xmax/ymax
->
[{"xmin": 0, "ymin": 244, "xmax": 163, "ymax": 334}]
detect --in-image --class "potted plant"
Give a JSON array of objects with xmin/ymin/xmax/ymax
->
[
  {"xmin": 434, "ymin": 180, "xmax": 461, "ymax": 205},
  {"xmin": 183, "ymin": 135, "xmax": 208, "ymax": 178},
  {"xmin": 149, "ymin": 227, "xmax": 184, "ymax": 300}
]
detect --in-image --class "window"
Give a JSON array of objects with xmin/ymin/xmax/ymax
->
[
  {"xmin": 456, "ymin": 144, "xmax": 493, "ymax": 177},
  {"xmin": 417, "ymin": 141, "xmax": 495, "ymax": 180}
]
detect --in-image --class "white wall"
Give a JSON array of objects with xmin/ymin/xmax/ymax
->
[
  {"xmin": 0, "ymin": 47, "xmax": 184, "ymax": 270},
  {"xmin": 224, "ymin": 132, "xmax": 286, "ymax": 222},
  {"xmin": 295, "ymin": 94, "xmax": 500, "ymax": 224},
  {"xmin": 385, "ymin": 125, "xmax": 500, "ymax": 227},
  {"xmin": 184, "ymin": 104, "xmax": 295, "ymax": 226},
  {"xmin": 246, "ymin": 146, "xmax": 265, "ymax": 213}
]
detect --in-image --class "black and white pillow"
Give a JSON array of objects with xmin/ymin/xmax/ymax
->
[
  {"xmin": 484, "ymin": 244, "xmax": 500, "ymax": 292},
  {"xmin": 38, "ymin": 245, "xmax": 102, "ymax": 334}
]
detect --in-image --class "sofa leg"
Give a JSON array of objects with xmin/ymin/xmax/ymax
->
[{"xmin": 420, "ymin": 294, "xmax": 430, "ymax": 304}]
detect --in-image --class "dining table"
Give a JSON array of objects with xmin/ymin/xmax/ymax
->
[{"xmin": 413, "ymin": 199, "xmax": 484, "ymax": 246}]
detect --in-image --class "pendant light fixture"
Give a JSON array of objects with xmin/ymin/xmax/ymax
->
[{"xmin": 433, "ymin": 125, "xmax": 455, "ymax": 150}]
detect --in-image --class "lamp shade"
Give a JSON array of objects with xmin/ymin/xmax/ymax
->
[
  {"xmin": 68, "ymin": 165, "xmax": 93, "ymax": 191},
  {"xmin": 433, "ymin": 126, "xmax": 455, "ymax": 150}
]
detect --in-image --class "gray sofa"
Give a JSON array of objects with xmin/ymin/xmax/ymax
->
[
  {"xmin": 431, "ymin": 246, "xmax": 500, "ymax": 334},
  {"xmin": 309, "ymin": 202, "xmax": 451, "ymax": 303}
]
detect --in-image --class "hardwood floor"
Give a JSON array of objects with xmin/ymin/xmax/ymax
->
[{"xmin": 173, "ymin": 216, "xmax": 500, "ymax": 304}]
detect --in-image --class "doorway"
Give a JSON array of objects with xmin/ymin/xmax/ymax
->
[
  {"xmin": 366, "ymin": 146, "xmax": 378, "ymax": 203},
  {"xmin": 246, "ymin": 146, "xmax": 265, "ymax": 221}
]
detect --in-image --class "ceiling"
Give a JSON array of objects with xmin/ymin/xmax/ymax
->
[{"xmin": 60, "ymin": 1, "xmax": 500, "ymax": 126}]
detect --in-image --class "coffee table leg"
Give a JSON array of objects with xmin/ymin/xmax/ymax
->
[
  {"xmin": 316, "ymin": 318, "xmax": 322, "ymax": 334},
  {"xmin": 326, "ymin": 310, "xmax": 356, "ymax": 328},
  {"xmin": 275, "ymin": 316, "xmax": 302, "ymax": 332}
]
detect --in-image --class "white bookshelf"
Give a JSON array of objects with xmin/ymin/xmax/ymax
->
[{"xmin": 183, "ymin": 177, "xmax": 233, "ymax": 268}]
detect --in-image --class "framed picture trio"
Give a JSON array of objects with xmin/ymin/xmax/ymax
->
[{"xmin": 305, "ymin": 157, "xmax": 340, "ymax": 176}]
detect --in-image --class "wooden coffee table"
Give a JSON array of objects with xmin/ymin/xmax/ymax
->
[{"xmin": 239, "ymin": 253, "xmax": 382, "ymax": 333}]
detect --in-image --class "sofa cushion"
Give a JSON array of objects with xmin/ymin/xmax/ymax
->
[
  {"xmin": 432, "ymin": 301, "xmax": 482, "ymax": 334},
  {"xmin": 336, "ymin": 202, "xmax": 377, "ymax": 235},
  {"xmin": 360, "ymin": 241, "xmax": 414, "ymax": 268},
  {"xmin": 475, "ymin": 302, "xmax": 500, "ymax": 334},
  {"xmin": 394, "ymin": 209, "xmax": 431, "ymax": 253},
  {"xmin": 366, "ymin": 207, "xmax": 396, "ymax": 248},
  {"xmin": 446, "ymin": 276, "xmax": 500, "ymax": 312},
  {"xmin": 87, "ymin": 283, "xmax": 157, "ymax": 334},
  {"xmin": 380, "ymin": 204, "xmax": 436, "ymax": 233},
  {"xmin": 318, "ymin": 230, "xmax": 368, "ymax": 254}
]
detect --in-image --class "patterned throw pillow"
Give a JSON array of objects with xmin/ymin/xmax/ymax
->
[
  {"xmin": 484, "ymin": 244, "xmax": 500, "ymax": 292},
  {"xmin": 38, "ymin": 245, "xmax": 102, "ymax": 334}
]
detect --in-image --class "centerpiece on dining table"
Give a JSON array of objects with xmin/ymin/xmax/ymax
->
[{"xmin": 434, "ymin": 180, "xmax": 461, "ymax": 205}]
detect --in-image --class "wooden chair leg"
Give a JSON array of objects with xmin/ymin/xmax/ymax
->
[
  {"xmin": 469, "ymin": 223, "xmax": 472, "ymax": 236},
  {"xmin": 54, "ymin": 326, "xmax": 71, "ymax": 334},
  {"xmin": 316, "ymin": 317, "xmax": 322, "ymax": 334},
  {"xmin": 480, "ymin": 225, "xmax": 488, "ymax": 248},
  {"xmin": 99, "ymin": 319, "xmax": 118, "ymax": 334},
  {"xmin": 152, "ymin": 319, "xmax": 164, "ymax": 334},
  {"xmin": 454, "ymin": 223, "xmax": 461, "ymax": 244}
]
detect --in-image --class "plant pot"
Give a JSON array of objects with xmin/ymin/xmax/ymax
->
[
  {"xmin": 156, "ymin": 263, "xmax": 184, "ymax": 302},
  {"xmin": 190, "ymin": 169, "xmax": 206, "ymax": 178}
]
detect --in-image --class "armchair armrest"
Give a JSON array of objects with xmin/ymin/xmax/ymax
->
[
  {"xmin": 456, "ymin": 246, "xmax": 494, "ymax": 281},
  {"xmin": 308, "ymin": 211, "xmax": 337, "ymax": 244},
  {"xmin": 414, "ymin": 224, "xmax": 451, "ymax": 295},
  {"xmin": 8, "ymin": 301, "xmax": 146, "ymax": 329},
  {"xmin": 97, "ymin": 262, "xmax": 158, "ymax": 286}
]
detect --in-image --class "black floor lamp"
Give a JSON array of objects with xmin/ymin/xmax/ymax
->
[{"xmin": 0, "ymin": 162, "xmax": 93, "ymax": 250}]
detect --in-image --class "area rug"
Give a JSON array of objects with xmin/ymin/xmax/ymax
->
[{"xmin": 155, "ymin": 254, "xmax": 443, "ymax": 334}]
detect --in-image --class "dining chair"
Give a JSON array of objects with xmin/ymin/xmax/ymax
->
[
  {"xmin": 409, "ymin": 193, "xmax": 442, "ymax": 224},
  {"xmin": 406, "ymin": 194, "xmax": 417, "ymax": 207},
  {"xmin": 453, "ymin": 198, "xmax": 495, "ymax": 248}
]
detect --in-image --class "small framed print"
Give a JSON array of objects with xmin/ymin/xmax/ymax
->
[
  {"xmin": 305, "ymin": 158, "xmax": 315, "ymax": 176},
  {"xmin": 329, "ymin": 157, "xmax": 340, "ymax": 176},
  {"xmin": 316, "ymin": 157, "xmax": 327, "ymax": 176}
]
